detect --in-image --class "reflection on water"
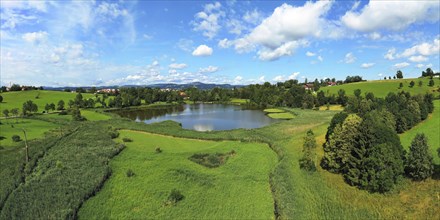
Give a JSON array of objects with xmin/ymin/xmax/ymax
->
[{"xmin": 114, "ymin": 104, "xmax": 278, "ymax": 131}]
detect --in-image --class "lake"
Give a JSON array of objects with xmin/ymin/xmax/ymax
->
[{"xmin": 115, "ymin": 104, "xmax": 278, "ymax": 131}]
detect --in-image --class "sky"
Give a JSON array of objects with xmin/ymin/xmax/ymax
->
[{"xmin": 1, "ymin": 0, "xmax": 439, "ymax": 87}]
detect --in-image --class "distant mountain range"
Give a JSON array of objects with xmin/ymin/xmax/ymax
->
[{"xmin": 43, "ymin": 82, "xmax": 244, "ymax": 91}]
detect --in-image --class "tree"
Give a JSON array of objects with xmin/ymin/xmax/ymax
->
[
  {"xmin": 3, "ymin": 109, "xmax": 9, "ymax": 118},
  {"xmin": 10, "ymin": 84, "xmax": 21, "ymax": 91},
  {"xmin": 74, "ymin": 93, "xmax": 84, "ymax": 107},
  {"xmin": 354, "ymin": 89, "xmax": 362, "ymax": 98},
  {"xmin": 325, "ymin": 112, "xmax": 348, "ymax": 141},
  {"xmin": 49, "ymin": 103, "xmax": 55, "ymax": 111},
  {"xmin": 344, "ymin": 110, "xmax": 404, "ymax": 192},
  {"xmin": 11, "ymin": 108, "xmax": 19, "ymax": 122},
  {"xmin": 425, "ymin": 68, "xmax": 434, "ymax": 77},
  {"xmin": 45, "ymin": 103, "xmax": 51, "ymax": 113},
  {"xmin": 409, "ymin": 81, "xmax": 415, "ymax": 88},
  {"xmin": 68, "ymin": 100, "xmax": 74, "ymax": 109},
  {"xmin": 337, "ymin": 89, "xmax": 348, "ymax": 106},
  {"xmin": 396, "ymin": 70, "xmax": 403, "ymax": 79},
  {"xmin": 418, "ymin": 81, "xmax": 423, "ymax": 87},
  {"xmin": 57, "ymin": 100, "xmax": 65, "ymax": 110},
  {"xmin": 428, "ymin": 79, "xmax": 434, "ymax": 87},
  {"xmin": 317, "ymin": 90, "xmax": 327, "ymax": 106},
  {"xmin": 399, "ymin": 82, "xmax": 403, "ymax": 89},
  {"xmin": 405, "ymin": 133, "xmax": 434, "ymax": 181},
  {"xmin": 299, "ymin": 130, "xmax": 317, "ymax": 172},
  {"xmin": 322, "ymin": 114, "xmax": 362, "ymax": 173},
  {"xmin": 71, "ymin": 107, "xmax": 85, "ymax": 121},
  {"xmin": 22, "ymin": 100, "xmax": 38, "ymax": 115},
  {"xmin": 0, "ymin": 95, "xmax": 3, "ymax": 102}
]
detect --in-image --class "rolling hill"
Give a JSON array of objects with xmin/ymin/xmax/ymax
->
[{"xmin": 320, "ymin": 77, "xmax": 440, "ymax": 98}]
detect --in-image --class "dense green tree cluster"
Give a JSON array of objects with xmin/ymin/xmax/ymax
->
[
  {"xmin": 22, "ymin": 100, "xmax": 38, "ymax": 115},
  {"xmin": 322, "ymin": 91, "xmax": 434, "ymax": 192},
  {"xmin": 421, "ymin": 68, "xmax": 434, "ymax": 77},
  {"xmin": 232, "ymin": 81, "xmax": 347, "ymax": 108},
  {"xmin": 344, "ymin": 75, "xmax": 364, "ymax": 83},
  {"xmin": 345, "ymin": 90, "xmax": 433, "ymax": 133}
]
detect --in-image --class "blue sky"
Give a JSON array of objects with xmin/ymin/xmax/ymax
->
[{"xmin": 1, "ymin": 0, "xmax": 439, "ymax": 87}]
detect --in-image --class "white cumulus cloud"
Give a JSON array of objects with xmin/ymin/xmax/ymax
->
[
  {"xmin": 394, "ymin": 62, "xmax": 410, "ymax": 69},
  {"xmin": 192, "ymin": 45, "xmax": 213, "ymax": 56},
  {"xmin": 306, "ymin": 51, "xmax": 316, "ymax": 56},
  {"xmin": 343, "ymin": 52, "xmax": 356, "ymax": 63},
  {"xmin": 199, "ymin": 65, "xmax": 219, "ymax": 73},
  {"xmin": 408, "ymin": 55, "xmax": 428, "ymax": 63},
  {"xmin": 22, "ymin": 31, "xmax": 48, "ymax": 43},
  {"xmin": 342, "ymin": 1, "xmax": 440, "ymax": 32},
  {"xmin": 401, "ymin": 39, "xmax": 440, "ymax": 57},
  {"xmin": 169, "ymin": 63, "xmax": 188, "ymax": 69},
  {"xmin": 192, "ymin": 2, "xmax": 224, "ymax": 39},
  {"xmin": 226, "ymin": 1, "xmax": 333, "ymax": 61},
  {"xmin": 384, "ymin": 48, "xmax": 396, "ymax": 60},
  {"xmin": 360, "ymin": 63, "xmax": 375, "ymax": 68}
]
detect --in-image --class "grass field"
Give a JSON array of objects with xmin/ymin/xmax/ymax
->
[
  {"xmin": 229, "ymin": 98, "xmax": 249, "ymax": 104},
  {"xmin": 264, "ymin": 108, "xmax": 295, "ymax": 119},
  {"xmin": 264, "ymin": 108, "xmax": 285, "ymax": 113},
  {"xmin": 400, "ymin": 100, "xmax": 440, "ymax": 164},
  {"xmin": 267, "ymin": 112, "xmax": 295, "ymax": 119},
  {"xmin": 0, "ymin": 118, "xmax": 59, "ymax": 147},
  {"xmin": 81, "ymin": 110, "xmax": 112, "ymax": 121},
  {"xmin": 79, "ymin": 130, "xmax": 277, "ymax": 219},
  {"xmin": 0, "ymin": 90, "xmax": 99, "ymax": 112},
  {"xmin": 318, "ymin": 105, "xmax": 344, "ymax": 111},
  {"xmin": 321, "ymin": 77, "xmax": 440, "ymax": 98},
  {"xmin": 100, "ymin": 106, "xmax": 439, "ymax": 219}
]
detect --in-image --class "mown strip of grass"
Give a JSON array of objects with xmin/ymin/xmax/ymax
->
[
  {"xmin": 267, "ymin": 112, "xmax": 295, "ymax": 119},
  {"xmin": 264, "ymin": 108, "xmax": 285, "ymax": 113}
]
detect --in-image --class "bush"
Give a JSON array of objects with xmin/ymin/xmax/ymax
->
[
  {"xmin": 166, "ymin": 189, "xmax": 184, "ymax": 205},
  {"xmin": 122, "ymin": 137, "xmax": 133, "ymax": 142},
  {"xmin": 155, "ymin": 147, "xmax": 162, "ymax": 153},
  {"xmin": 189, "ymin": 153, "xmax": 230, "ymax": 168},
  {"xmin": 126, "ymin": 169, "xmax": 135, "ymax": 177},
  {"xmin": 299, "ymin": 158, "xmax": 316, "ymax": 172},
  {"xmin": 12, "ymin": 135, "xmax": 21, "ymax": 142}
]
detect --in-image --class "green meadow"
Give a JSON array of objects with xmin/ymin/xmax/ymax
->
[
  {"xmin": 321, "ymin": 77, "xmax": 440, "ymax": 98},
  {"xmin": 264, "ymin": 108, "xmax": 295, "ymax": 119},
  {"xmin": 0, "ymin": 118, "xmax": 59, "ymax": 147},
  {"xmin": 0, "ymin": 83, "xmax": 439, "ymax": 219},
  {"xmin": 79, "ymin": 130, "xmax": 277, "ymax": 219},
  {"xmin": 81, "ymin": 110, "xmax": 112, "ymax": 121},
  {"xmin": 0, "ymin": 90, "xmax": 99, "ymax": 111}
]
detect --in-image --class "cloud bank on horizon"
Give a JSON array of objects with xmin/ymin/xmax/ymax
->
[{"xmin": 1, "ymin": 0, "xmax": 439, "ymax": 87}]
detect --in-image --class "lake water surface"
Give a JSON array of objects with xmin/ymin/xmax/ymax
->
[{"xmin": 115, "ymin": 104, "xmax": 278, "ymax": 131}]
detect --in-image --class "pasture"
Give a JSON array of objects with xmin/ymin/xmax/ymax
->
[
  {"xmin": 79, "ymin": 130, "xmax": 277, "ymax": 219},
  {"xmin": 320, "ymin": 77, "xmax": 440, "ymax": 98},
  {"xmin": 0, "ymin": 90, "xmax": 100, "ymax": 112},
  {"xmin": 0, "ymin": 118, "xmax": 59, "ymax": 147}
]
